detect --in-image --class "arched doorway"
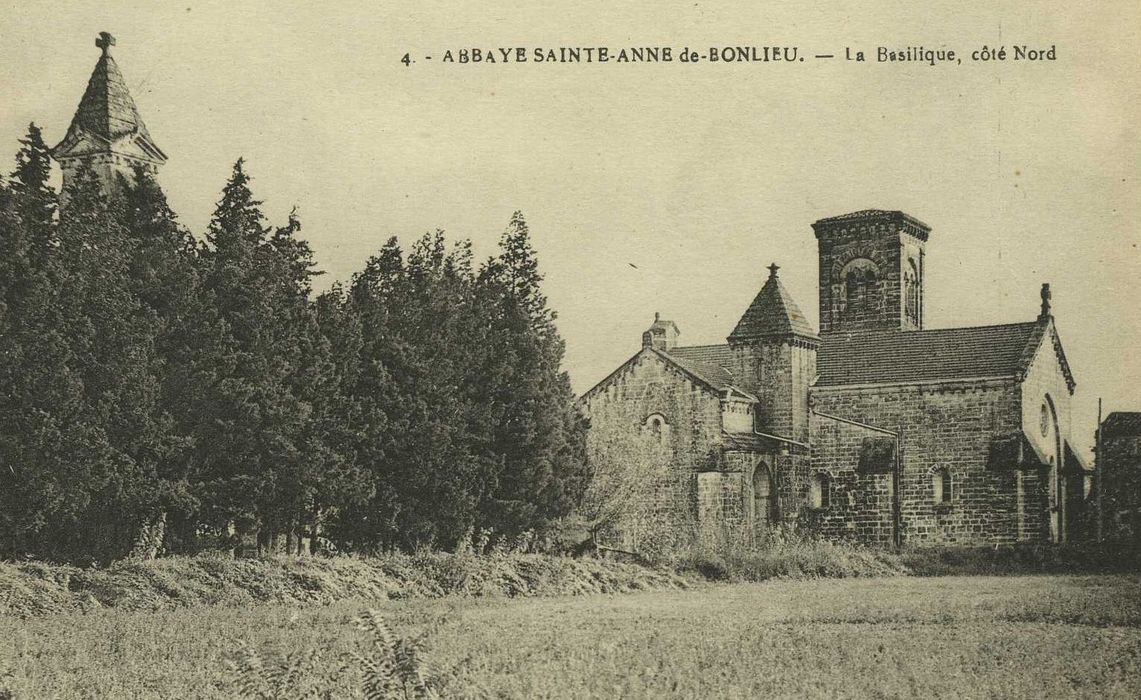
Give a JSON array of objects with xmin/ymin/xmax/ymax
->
[
  {"xmin": 1042, "ymin": 395, "xmax": 1065, "ymax": 543},
  {"xmin": 753, "ymin": 462, "xmax": 774, "ymax": 533}
]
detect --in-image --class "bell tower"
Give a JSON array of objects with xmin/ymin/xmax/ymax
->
[
  {"xmin": 51, "ymin": 32, "xmax": 167, "ymax": 206},
  {"xmin": 812, "ymin": 210, "xmax": 930, "ymax": 335},
  {"xmin": 727, "ymin": 263, "xmax": 818, "ymax": 442}
]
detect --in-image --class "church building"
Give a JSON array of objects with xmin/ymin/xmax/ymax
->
[{"xmin": 581, "ymin": 209, "xmax": 1090, "ymax": 547}]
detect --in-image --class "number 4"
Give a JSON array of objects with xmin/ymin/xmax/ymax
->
[{"xmin": 401, "ymin": 53, "xmax": 411, "ymax": 66}]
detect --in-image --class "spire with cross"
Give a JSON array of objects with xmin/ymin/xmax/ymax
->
[
  {"xmin": 767, "ymin": 262, "xmax": 781, "ymax": 278},
  {"xmin": 96, "ymin": 32, "xmax": 115, "ymax": 57},
  {"xmin": 52, "ymin": 30, "xmax": 166, "ymax": 208}
]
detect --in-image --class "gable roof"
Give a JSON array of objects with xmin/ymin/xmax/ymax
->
[
  {"xmin": 728, "ymin": 267, "xmax": 818, "ymax": 342},
  {"xmin": 664, "ymin": 351, "xmax": 736, "ymax": 392},
  {"xmin": 668, "ymin": 344, "xmax": 734, "ymax": 368},
  {"xmin": 52, "ymin": 44, "xmax": 166, "ymax": 162},
  {"xmin": 579, "ymin": 346, "xmax": 754, "ymax": 403},
  {"xmin": 1102, "ymin": 412, "xmax": 1141, "ymax": 440},
  {"xmin": 816, "ymin": 320, "xmax": 1074, "ymax": 388}
]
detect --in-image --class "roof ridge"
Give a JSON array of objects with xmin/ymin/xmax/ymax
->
[
  {"xmin": 824, "ymin": 320, "xmax": 1039, "ymax": 337},
  {"xmin": 669, "ymin": 343, "xmax": 730, "ymax": 351}
]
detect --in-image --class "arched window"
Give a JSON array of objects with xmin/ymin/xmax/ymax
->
[
  {"xmin": 753, "ymin": 463, "xmax": 774, "ymax": 525},
  {"xmin": 644, "ymin": 413, "xmax": 669, "ymax": 443},
  {"xmin": 809, "ymin": 473, "xmax": 830, "ymax": 509},
  {"xmin": 841, "ymin": 258, "xmax": 879, "ymax": 313},
  {"xmin": 932, "ymin": 468, "xmax": 952, "ymax": 504},
  {"xmin": 905, "ymin": 258, "xmax": 920, "ymax": 326}
]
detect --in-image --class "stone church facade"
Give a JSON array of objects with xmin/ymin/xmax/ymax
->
[{"xmin": 581, "ymin": 209, "xmax": 1091, "ymax": 547}]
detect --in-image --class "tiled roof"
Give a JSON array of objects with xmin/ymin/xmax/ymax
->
[
  {"xmin": 1102, "ymin": 412, "xmax": 1141, "ymax": 440},
  {"xmin": 662, "ymin": 352, "xmax": 735, "ymax": 391},
  {"xmin": 817, "ymin": 322, "xmax": 1042, "ymax": 387},
  {"xmin": 668, "ymin": 344, "xmax": 734, "ymax": 367},
  {"xmin": 727, "ymin": 269, "xmax": 818, "ymax": 342},
  {"xmin": 722, "ymin": 432, "xmax": 771, "ymax": 452}
]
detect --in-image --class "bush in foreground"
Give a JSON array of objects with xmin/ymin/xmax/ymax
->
[{"xmin": 672, "ymin": 533, "xmax": 907, "ymax": 582}]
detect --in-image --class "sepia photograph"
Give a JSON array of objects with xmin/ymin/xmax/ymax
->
[{"xmin": 1, "ymin": 1, "xmax": 1140, "ymax": 697}]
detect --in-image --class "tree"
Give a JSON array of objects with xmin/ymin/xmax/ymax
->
[
  {"xmin": 8, "ymin": 124, "xmax": 56, "ymax": 265},
  {"xmin": 192, "ymin": 161, "xmax": 339, "ymax": 552},
  {"xmin": 332, "ymin": 233, "xmax": 498, "ymax": 551},
  {"xmin": 579, "ymin": 406, "xmax": 692, "ymax": 557},
  {"xmin": 113, "ymin": 166, "xmax": 204, "ymax": 555},
  {"xmin": 474, "ymin": 212, "xmax": 591, "ymax": 539}
]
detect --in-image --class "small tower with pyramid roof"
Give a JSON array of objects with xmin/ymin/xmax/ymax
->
[
  {"xmin": 727, "ymin": 263, "xmax": 819, "ymax": 442},
  {"xmin": 51, "ymin": 32, "xmax": 167, "ymax": 205}
]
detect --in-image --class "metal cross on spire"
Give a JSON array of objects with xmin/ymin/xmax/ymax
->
[
  {"xmin": 96, "ymin": 32, "xmax": 115, "ymax": 56},
  {"xmin": 767, "ymin": 262, "xmax": 781, "ymax": 278}
]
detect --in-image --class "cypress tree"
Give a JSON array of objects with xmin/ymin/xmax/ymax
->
[
  {"xmin": 475, "ymin": 212, "xmax": 590, "ymax": 539},
  {"xmin": 194, "ymin": 160, "xmax": 325, "ymax": 551}
]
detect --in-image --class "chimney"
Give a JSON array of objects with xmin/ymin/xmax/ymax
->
[{"xmin": 642, "ymin": 312, "xmax": 680, "ymax": 351}]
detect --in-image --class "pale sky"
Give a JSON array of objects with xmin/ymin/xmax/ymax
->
[{"xmin": 2, "ymin": 1, "xmax": 1139, "ymax": 452}]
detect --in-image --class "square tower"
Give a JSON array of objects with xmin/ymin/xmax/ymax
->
[{"xmin": 812, "ymin": 210, "xmax": 930, "ymax": 334}]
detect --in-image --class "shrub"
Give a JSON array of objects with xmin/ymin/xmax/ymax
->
[{"xmin": 673, "ymin": 529, "xmax": 907, "ymax": 582}]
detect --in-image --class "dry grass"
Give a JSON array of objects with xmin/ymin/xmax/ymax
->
[
  {"xmin": 2, "ymin": 575, "xmax": 1140, "ymax": 698},
  {"xmin": 0, "ymin": 552, "xmax": 689, "ymax": 618}
]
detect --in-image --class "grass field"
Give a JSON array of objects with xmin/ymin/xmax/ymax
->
[{"xmin": 3, "ymin": 574, "xmax": 1141, "ymax": 698}]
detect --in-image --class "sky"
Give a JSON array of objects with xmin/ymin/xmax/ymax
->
[{"xmin": 1, "ymin": 0, "xmax": 1139, "ymax": 453}]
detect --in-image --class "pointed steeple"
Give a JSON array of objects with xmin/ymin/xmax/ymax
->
[
  {"xmin": 728, "ymin": 262, "xmax": 818, "ymax": 343},
  {"xmin": 52, "ymin": 32, "xmax": 166, "ymax": 203}
]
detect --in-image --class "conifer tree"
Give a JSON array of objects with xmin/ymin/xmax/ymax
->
[
  {"xmin": 8, "ymin": 124, "xmax": 56, "ymax": 265},
  {"xmin": 193, "ymin": 160, "xmax": 327, "ymax": 550},
  {"xmin": 114, "ymin": 167, "xmax": 204, "ymax": 554},
  {"xmin": 0, "ymin": 132, "xmax": 81, "ymax": 560},
  {"xmin": 476, "ymin": 212, "xmax": 591, "ymax": 538}
]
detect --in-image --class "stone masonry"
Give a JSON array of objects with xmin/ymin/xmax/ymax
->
[{"xmin": 581, "ymin": 209, "xmax": 1089, "ymax": 549}]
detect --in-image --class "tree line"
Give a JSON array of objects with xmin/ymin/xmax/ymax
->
[{"xmin": 0, "ymin": 125, "xmax": 590, "ymax": 563}]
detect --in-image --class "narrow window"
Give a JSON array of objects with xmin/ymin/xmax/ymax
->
[
  {"xmin": 809, "ymin": 473, "xmax": 830, "ymax": 509},
  {"xmin": 754, "ymin": 463, "xmax": 774, "ymax": 525},
  {"xmin": 845, "ymin": 269, "xmax": 863, "ymax": 308},
  {"xmin": 932, "ymin": 468, "xmax": 952, "ymax": 504},
  {"xmin": 905, "ymin": 258, "xmax": 920, "ymax": 326}
]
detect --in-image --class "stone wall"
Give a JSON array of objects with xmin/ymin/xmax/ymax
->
[
  {"xmin": 809, "ymin": 378, "xmax": 1033, "ymax": 546},
  {"xmin": 729, "ymin": 339, "xmax": 816, "ymax": 441},
  {"xmin": 814, "ymin": 214, "xmax": 928, "ymax": 334},
  {"xmin": 58, "ymin": 152, "xmax": 159, "ymax": 207},
  {"xmin": 581, "ymin": 350, "xmax": 725, "ymax": 546},
  {"xmin": 1017, "ymin": 320, "xmax": 1080, "ymax": 542},
  {"xmin": 1101, "ymin": 433, "xmax": 1141, "ymax": 541}
]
